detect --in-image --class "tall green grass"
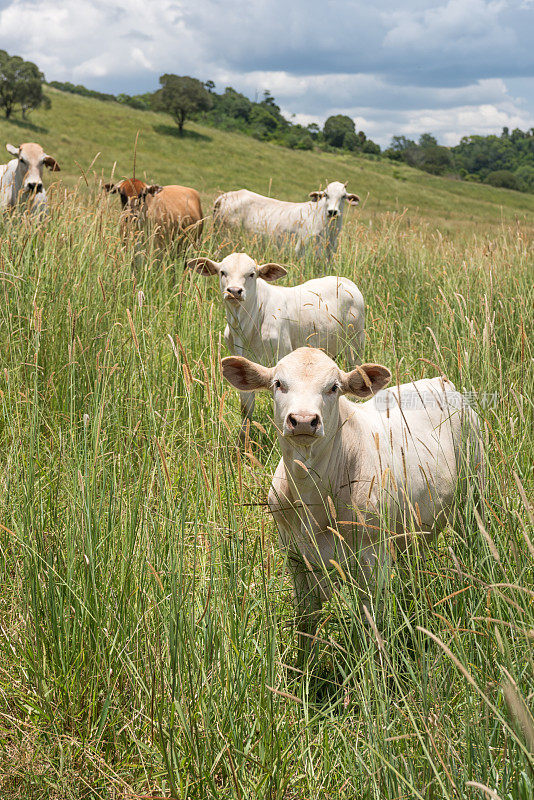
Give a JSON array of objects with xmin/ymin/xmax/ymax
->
[{"xmin": 0, "ymin": 182, "xmax": 532, "ymax": 799}]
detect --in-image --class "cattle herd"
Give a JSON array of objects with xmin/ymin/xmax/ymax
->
[{"xmin": 1, "ymin": 141, "xmax": 485, "ymax": 660}]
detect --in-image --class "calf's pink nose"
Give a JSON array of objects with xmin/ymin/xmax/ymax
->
[{"xmin": 286, "ymin": 413, "xmax": 320, "ymax": 435}]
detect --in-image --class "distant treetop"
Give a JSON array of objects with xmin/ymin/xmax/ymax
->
[
  {"xmin": 151, "ymin": 74, "xmax": 213, "ymax": 135},
  {"xmin": 0, "ymin": 50, "xmax": 50, "ymax": 119}
]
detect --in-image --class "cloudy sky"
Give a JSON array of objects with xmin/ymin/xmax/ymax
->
[{"xmin": 1, "ymin": 0, "xmax": 533, "ymax": 145}]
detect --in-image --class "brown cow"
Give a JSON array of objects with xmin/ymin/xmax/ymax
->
[{"xmin": 104, "ymin": 178, "xmax": 203, "ymax": 247}]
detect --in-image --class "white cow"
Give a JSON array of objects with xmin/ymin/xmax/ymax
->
[
  {"xmin": 0, "ymin": 142, "xmax": 60, "ymax": 214},
  {"xmin": 222, "ymin": 348, "xmax": 484, "ymax": 654},
  {"xmin": 188, "ymin": 252, "xmax": 365, "ymax": 434},
  {"xmin": 213, "ymin": 181, "xmax": 360, "ymax": 256}
]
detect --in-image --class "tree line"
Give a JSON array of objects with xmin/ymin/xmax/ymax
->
[
  {"xmin": 386, "ymin": 131, "xmax": 534, "ymax": 192},
  {"xmin": 1, "ymin": 50, "xmax": 533, "ymax": 194}
]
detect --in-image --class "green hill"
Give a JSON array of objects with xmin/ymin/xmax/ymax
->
[{"xmin": 1, "ymin": 87, "xmax": 533, "ymax": 232}]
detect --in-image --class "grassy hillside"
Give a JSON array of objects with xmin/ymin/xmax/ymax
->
[{"xmin": 0, "ymin": 87, "xmax": 533, "ymax": 234}]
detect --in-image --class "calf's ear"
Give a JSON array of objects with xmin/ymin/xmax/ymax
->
[
  {"xmin": 309, "ymin": 190, "xmax": 324, "ymax": 201},
  {"xmin": 257, "ymin": 262, "xmax": 287, "ymax": 282},
  {"xmin": 43, "ymin": 155, "xmax": 60, "ymax": 172},
  {"xmin": 104, "ymin": 182, "xmax": 118, "ymax": 193},
  {"xmin": 145, "ymin": 184, "xmax": 163, "ymax": 195},
  {"xmin": 6, "ymin": 144, "xmax": 19, "ymax": 156},
  {"xmin": 186, "ymin": 257, "xmax": 220, "ymax": 276},
  {"xmin": 346, "ymin": 193, "xmax": 360, "ymax": 205},
  {"xmin": 222, "ymin": 356, "xmax": 273, "ymax": 392},
  {"xmin": 341, "ymin": 364, "xmax": 391, "ymax": 398}
]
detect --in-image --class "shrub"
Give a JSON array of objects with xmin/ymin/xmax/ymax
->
[{"xmin": 484, "ymin": 170, "xmax": 523, "ymax": 191}]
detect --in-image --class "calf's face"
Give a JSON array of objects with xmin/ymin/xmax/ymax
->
[
  {"xmin": 6, "ymin": 142, "xmax": 60, "ymax": 196},
  {"xmin": 222, "ymin": 348, "xmax": 391, "ymax": 448},
  {"xmin": 309, "ymin": 181, "xmax": 360, "ymax": 219},
  {"xmin": 187, "ymin": 252, "xmax": 287, "ymax": 304}
]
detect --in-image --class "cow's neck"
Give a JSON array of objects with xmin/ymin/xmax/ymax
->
[
  {"xmin": 324, "ymin": 205, "xmax": 343, "ymax": 242},
  {"xmin": 280, "ymin": 416, "xmax": 344, "ymax": 501},
  {"xmin": 279, "ymin": 398, "xmax": 364, "ymax": 511}
]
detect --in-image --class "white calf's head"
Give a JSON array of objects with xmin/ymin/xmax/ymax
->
[
  {"xmin": 6, "ymin": 142, "xmax": 60, "ymax": 196},
  {"xmin": 309, "ymin": 181, "xmax": 360, "ymax": 219},
  {"xmin": 187, "ymin": 252, "xmax": 287, "ymax": 304},
  {"xmin": 222, "ymin": 348, "xmax": 391, "ymax": 448}
]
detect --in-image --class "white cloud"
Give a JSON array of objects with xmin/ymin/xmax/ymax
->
[
  {"xmin": 0, "ymin": 0, "xmax": 198, "ymax": 86},
  {"xmin": 0, "ymin": 0, "xmax": 532, "ymax": 145},
  {"xmin": 395, "ymin": 103, "xmax": 534, "ymax": 145},
  {"xmin": 384, "ymin": 0, "xmax": 510, "ymax": 50}
]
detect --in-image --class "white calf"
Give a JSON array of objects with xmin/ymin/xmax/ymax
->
[
  {"xmin": 188, "ymin": 253, "xmax": 365, "ymax": 433},
  {"xmin": 222, "ymin": 348, "xmax": 484, "ymax": 653}
]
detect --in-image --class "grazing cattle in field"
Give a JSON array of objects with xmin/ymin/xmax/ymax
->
[
  {"xmin": 222, "ymin": 348, "xmax": 483, "ymax": 655},
  {"xmin": 0, "ymin": 142, "xmax": 60, "ymax": 214},
  {"xmin": 188, "ymin": 252, "xmax": 365, "ymax": 434},
  {"xmin": 213, "ymin": 181, "xmax": 360, "ymax": 256},
  {"xmin": 104, "ymin": 179, "xmax": 203, "ymax": 247}
]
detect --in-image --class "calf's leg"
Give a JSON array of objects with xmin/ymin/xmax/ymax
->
[{"xmin": 286, "ymin": 554, "xmax": 324, "ymax": 662}]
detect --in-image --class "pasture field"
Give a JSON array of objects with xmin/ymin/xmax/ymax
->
[{"xmin": 0, "ymin": 94, "xmax": 534, "ymax": 799}]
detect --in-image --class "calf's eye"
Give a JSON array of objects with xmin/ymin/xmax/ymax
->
[
  {"xmin": 220, "ymin": 271, "xmax": 226, "ymax": 277},
  {"xmin": 329, "ymin": 384, "xmax": 338, "ymax": 394}
]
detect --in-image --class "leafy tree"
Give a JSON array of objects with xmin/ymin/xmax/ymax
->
[
  {"xmin": 418, "ymin": 132, "xmax": 438, "ymax": 148},
  {"xmin": 450, "ymin": 130, "xmax": 534, "ymax": 179},
  {"xmin": 0, "ymin": 50, "xmax": 49, "ymax": 118},
  {"xmin": 286, "ymin": 126, "xmax": 314, "ymax": 150},
  {"xmin": 116, "ymin": 92, "xmax": 152, "ymax": 111},
  {"xmin": 20, "ymin": 64, "xmax": 50, "ymax": 117},
  {"xmin": 484, "ymin": 170, "xmax": 523, "ymax": 191},
  {"xmin": 362, "ymin": 139, "xmax": 381, "ymax": 155},
  {"xmin": 152, "ymin": 74, "xmax": 212, "ymax": 135},
  {"xmin": 389, "ymin": 135, "xmax": 417, "ymax": 153},
  {"xmin": 218, "ymin": 87, "xmax": 252, "ymax": 121},
  {"xmin": 323, "ymin": 115, "xmax": 355, "ymax": 148},
  {"xmin": 385, "ymin": 135, "xmax": 417, "ymax": 161},
  {"xmin": 514, "ymin": 164, "xmax": 534, "ymax": 192},
  {"xmin": 385, "ymin": 133, "xmax": 451, "ymax": 173},
  {"xmin": 419, "ymin": 145, "xmax": 453, "ymax": 175},
  {"xmin": 261, "ymin": 90, "xmax": 279, "ymax": 110},
  {"xmin": 249, "ymin": 104, "xmax": 279, "ymax": 138},
  {"xmin": 343, "ymin": 130, "xmax": 359, "ymax": 151}
]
